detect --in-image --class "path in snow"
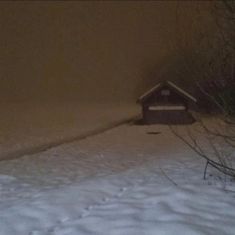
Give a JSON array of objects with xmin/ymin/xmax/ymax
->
[{"xmin": 0, "ymin": 123, "xmax": 235, "ymax": 235}]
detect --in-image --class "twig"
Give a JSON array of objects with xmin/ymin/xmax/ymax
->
[
  {"xmin": 170, "ymin": 125, "xmax": 235, "ymax": 178},
  {"xmin": 159, "ymin": 167, "xmax": 178, "ymax": 186}
]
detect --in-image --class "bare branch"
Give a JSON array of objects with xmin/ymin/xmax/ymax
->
[{"xmin": 170, "ymin": 125, "xmax": 235, "ymax": 178}]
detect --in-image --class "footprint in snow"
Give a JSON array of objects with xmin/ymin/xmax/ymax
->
[
  {"xmin": 29, "ymin": 231, "xmax": 44, "ymax": 235},
  {"xmin": 102, "ymin": 197, "xmax": 109, "ymax": 202},
  {"xmin": 116, "ymin": 187, "xmax": 127, "ymax": 197},
  {"xmin": 60, "ymin": 217, "xmax": 70, "ymax": 223},
  {"xmin": 80, "ymin": 209, "xmax": 90, "ymax": 218},
  {"xmin": 86, "ymin": 205, "xmax": 93, "ymax": 210}
]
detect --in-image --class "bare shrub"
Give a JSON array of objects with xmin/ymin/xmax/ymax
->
[{"xmin": 172, "ymin": 1, "xmax": 235, "ymax": 179}]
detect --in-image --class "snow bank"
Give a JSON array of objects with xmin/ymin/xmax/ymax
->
[{"xmin": 0, "ymin": 102, "xmax": 139, "ymax": 160}]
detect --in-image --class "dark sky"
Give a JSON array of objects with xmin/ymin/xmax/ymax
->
[{"xmin": 0, "ymin": 1, "xmax": 213, "ymax": 103}]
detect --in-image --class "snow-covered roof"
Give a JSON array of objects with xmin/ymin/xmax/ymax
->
[
  {"xmin": 138, "ymin": 81, "xmax": 197, "ymax": 103},
  {"xmin": 167, "ymin": 81, "xmax": 197, "ymax": 102},
  {"xmin": 138, "ymin": 83, "xmax": 161, "ymax": 101}
]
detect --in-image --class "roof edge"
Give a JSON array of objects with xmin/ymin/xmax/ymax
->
[{"xmin": 137, "ymin": 80, "xmax": 197, "ymax": 103}]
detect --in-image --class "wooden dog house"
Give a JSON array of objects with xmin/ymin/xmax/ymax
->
[{"xmin": 137, "ymin": 81, "xmax": 197, "ymax": 124}]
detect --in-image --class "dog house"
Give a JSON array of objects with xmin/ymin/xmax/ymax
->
[{"xmin": 137, "ymin": 81, "xmax": 197, "ymax": 124}]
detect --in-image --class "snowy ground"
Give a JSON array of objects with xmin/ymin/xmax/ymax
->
[
  {"xmin": 0, "ymin": 122, "xmax": 235, "ymax": 235},
  {"xmin": 0, "ymin": 102, "xmax": 138, "ymax": 160}
]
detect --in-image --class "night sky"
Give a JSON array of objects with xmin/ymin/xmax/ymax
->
[{"xmin": 0, "ymin": 1, "xmax": 213, "ymax": 103}]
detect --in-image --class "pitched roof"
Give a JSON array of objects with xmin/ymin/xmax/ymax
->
[{"xmin": 137, "ymin": 81, "xmax": 197, "ymax": 103}]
